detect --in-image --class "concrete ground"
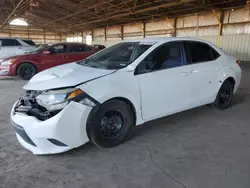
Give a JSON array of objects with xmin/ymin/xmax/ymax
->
[{"xmin": 0, "ymin": 65, "xmax": 250, "ymax": 188}]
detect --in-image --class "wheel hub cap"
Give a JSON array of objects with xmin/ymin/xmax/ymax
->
[
  {"xmin": 100, "ymin": 111, "xmax": 124, "ymax": 139},
  {"xmin": 219, "ymin": 88, "xmax": 231, "ymax": 105}
]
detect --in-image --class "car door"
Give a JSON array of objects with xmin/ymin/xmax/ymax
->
[
  {"xmin": 68, "ymin": 43, "xmax": 95, "ymax": 62},
  {"xmin": 19, "ymin": 39, "xmax": 36, "ymax": 52},
  {"xmin": 40, "ymin": 43, "xmax": 69, "ymax": 69},
  {"xmin": 0, "ymin": 39, "xmax": 21, "ymax": 59},
  {"xmin": 183, "ymin": 41, "xmax": 222, "ymax": 106},
  {"xmin": 136, "ymin": 41, "xmax": 194, "ymax": 121},
  {"xmin": 15, "ymin": 39, "xmax": 28, "ymax": 55},
  {"xmin": 0, "ymin": 39, "xmax": 5, "ymax": 59}
]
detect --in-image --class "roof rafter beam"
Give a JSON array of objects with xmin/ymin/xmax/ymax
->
[
  {"xmin": 1, "ymin": 0, "xmax": 27, "ymax": 29},
  {"xmin": 72, "ymin": 0, "xmax": 197, "ymax": 28},
  {"xmin": 40, "ymin": 0, "xmax": 115, "ymax": 27},
  {"xmin": 66, "ymin": 0, "xmax": 134, "ymax": 24}
]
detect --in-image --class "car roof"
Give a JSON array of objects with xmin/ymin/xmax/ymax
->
[
  {"xmin": 51, "ymin": 42, "xmax": 89, "ymax": 45},
  {"xmin": 121, "ymin": 37, "xmax": 224, "ymax": 54},
  {"xmin": 122, "ymin": 37, "xmax": 212, "ymax": 43},
  {"xmin": 0, "ymin": 37, "xmax": 32, "ymax": 40}
]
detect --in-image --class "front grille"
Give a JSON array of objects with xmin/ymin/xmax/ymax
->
[{"xmin": 12, "ymin": 121, "xmax": 36, "ymax": 146}]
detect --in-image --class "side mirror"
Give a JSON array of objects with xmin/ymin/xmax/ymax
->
[{"xmin": 43, "ymin": 50, "xmax": 51, "ymax": 55}]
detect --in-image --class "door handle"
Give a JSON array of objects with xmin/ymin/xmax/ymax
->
[
  {"xmin": 191, "ymin": 70, "xmax": 198, "ymax": 74},
  {"xmin": 181, "ymin": 72, "xmax": 189, "ymax": 76},
  {"xmin": 62, "ymin": 55, "xmax": 68, "ymax": 59}
]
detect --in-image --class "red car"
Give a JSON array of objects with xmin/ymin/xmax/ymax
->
[{"xmin": 0, "ymin": 42, "xmax": 98, "ymax": 80}]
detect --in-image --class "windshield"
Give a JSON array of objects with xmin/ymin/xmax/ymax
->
[
  {"xmin": 22, "ymin": 39, "xmax": 36, "ymax": 46},
  {"xmin": 28, "ymin": 44, "xmax": 48, "ymax": 54},
  {"xmin": 78, "ymin": 42, "xmax": 152, "ymax": 69}
]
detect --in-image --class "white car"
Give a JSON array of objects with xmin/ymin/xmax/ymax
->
[
  {"xmin": 10, "ymin": 37, "xmax": 241, "ymax": 155},
  {"xmin": 0, "ymin": 38, "xmax": 36, "ymax": 60}
]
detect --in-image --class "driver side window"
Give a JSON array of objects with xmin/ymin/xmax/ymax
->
[
  {"xmin": 49, "ymin": 44, "xmax": 67, "ymax": 54},
  {"xmin": 135, "ymin": 42, "xmax": 183, "ymax": 75}
]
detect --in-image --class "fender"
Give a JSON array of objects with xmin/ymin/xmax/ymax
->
[
  {"xmin": 217, "ymin": 66, "xmax": 238, "ymax": 93},
  {"xmin": 78, "ymin": 71, "xmax": 145, "ymax": 125}
]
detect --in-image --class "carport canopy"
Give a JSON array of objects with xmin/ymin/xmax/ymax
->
[{"xmin": 0, "ymin": 0, "xmax": 247, "ymax": 34}]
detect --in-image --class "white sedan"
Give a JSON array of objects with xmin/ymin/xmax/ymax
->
[{"xmin": 10, "ymin": 37, "xmax": 241, "ymax": 155}]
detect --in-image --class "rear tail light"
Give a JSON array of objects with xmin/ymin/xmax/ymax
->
[{"xmin": 236, "ymin": 60, "xmax": 240, "ymax": 64}]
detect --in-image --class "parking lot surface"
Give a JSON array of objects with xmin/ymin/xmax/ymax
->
[{"xmin": 0, "ymin": 65, "xmax": 250, "ymax": 188}]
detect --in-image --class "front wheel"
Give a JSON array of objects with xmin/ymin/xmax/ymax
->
[
  {"xmin": 87, "ymin": 100, "xmax": 134, "ymax": 148},
  {"xmin": 214, "ymin": 80, "xmax": 234, "ymax": 110},
  {"xmin": 17, "ymin": 63, "xmax": 37, "ymax": 80}
]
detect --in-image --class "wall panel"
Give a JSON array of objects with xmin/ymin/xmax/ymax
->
[
  {"xmin": 198, "ymin": 34, "xmax": 250, "ymax": 61},
  {"xmin": 70, "ymin": 7, "xmax": 250, "ymax": 60},
  {"xmin": 0, "ymin": 26, "xmax": 62, "ymax": 44}
]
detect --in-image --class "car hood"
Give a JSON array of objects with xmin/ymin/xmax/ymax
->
[
  {"xmin": 23, "ymin": 62, "xmax": 116, "ymax": 91},
  {"xmin": 2, "ymin": 54, "xmax": 28, "ymax": 61}
]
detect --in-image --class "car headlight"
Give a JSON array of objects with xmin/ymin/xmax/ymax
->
[
  {"xmin": 1, "ymin": 59, "xmax": 16, "ymax": 65},
  {"xmin": 36, "ymin": 88, "xmax": 96, "ymax": 111}
]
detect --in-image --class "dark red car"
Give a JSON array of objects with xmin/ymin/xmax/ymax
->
[{"xmin": 0, "ymin": 42, "xmax": 98, "ymax": 80}]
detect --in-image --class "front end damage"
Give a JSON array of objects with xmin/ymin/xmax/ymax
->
[{"xmin": 11, "ymin": 90, "xmax": 95, "ymax": 155}]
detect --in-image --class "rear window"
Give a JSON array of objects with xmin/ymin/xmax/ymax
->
[
  {"xmin": 22, "ymin": 40, "xmax": 36, "ymax": 46},
  {"xmin": 211, "ymin": 47, "xmax": 220, "ymax": 59},
  {"xmin": 1, "ymin": 39, "xmax": 21, "ymax": 46},
  {"xmin": 70, "ymin": 44, "xmax": 86, "ymax": 52},
  {"xmin": 93, "ymin": 45, "xmax": 106, "ymax": 50},
  {"xmin": 184, "ymin": 41, "xmax": 220, "ymax": 64}
]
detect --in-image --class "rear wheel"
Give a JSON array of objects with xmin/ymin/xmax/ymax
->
[
  {"xmin": 87, "ymin": 100, "xmax": 134, "ymax": 148},
  {"xmin": 17, "ymin": 63, "xmax": 37, "ymax": 80},
  {"xmin": 214, "ymin": 80, "xmax": 234, "ymax": 110}
]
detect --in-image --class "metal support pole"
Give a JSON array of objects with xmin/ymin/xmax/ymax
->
[
  {"xmin": 143, "ymin": 22, "xmax": 146, "ymax": 38},
  {"xmin": 27, "ymin": 27, "xmax": 30, "ymax": 39},
  {"xmin": 43, "ymin": 29, "xmax": 46, "ymax": 44},
  {"xmin": 219, "ymin": 10, "xmax": 224, "ymax": 36},
  {"xmin": 81, "ymin": 31, "xmax": 84, "ymax": 43},
  {"xmin": 121, "ymin": 25, "xmax": 124, "ymax": 40},
  {"xmin": 212, "ymin": 9, "xmax": 224, "ymax": 47},
  {"xmin": 196, "ymin": 14, "xmax": 199, "ymax": 37},
  {"xmin": 166, "ymin": 17, "xmax": 177, "ymax": 37},
  {"xmin": 173, "ymin": 18, "xmax": 177, "ymax": 37},
  {"xmin": 104, "ymin": 27, "xmax": 107, "ymax": 41},
  {"xmin": 91, "ymin": 29, "xmax": 94, "ymax": 44},
  {"xmin": 8, "ymin": 26, "xmax": 11, "ymax": 37}
]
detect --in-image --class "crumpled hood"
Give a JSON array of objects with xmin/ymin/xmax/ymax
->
[{"xmin": 23, "ymin": 62, "xmax": 116, "ymax": 90}]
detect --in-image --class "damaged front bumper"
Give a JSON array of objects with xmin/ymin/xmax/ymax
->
[{"xmin": 10, "ymin": 100, "xmax": 93, "ymax": 155}]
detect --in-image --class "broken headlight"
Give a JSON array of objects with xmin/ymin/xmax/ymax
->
[{"xmin": 36, "ymin": 88, "xmax": 91, "ymax": 111}]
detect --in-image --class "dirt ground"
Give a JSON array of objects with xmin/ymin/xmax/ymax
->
[{"xmin": 0, "ymin": 65, "xmax": 250, "ymax": 188}]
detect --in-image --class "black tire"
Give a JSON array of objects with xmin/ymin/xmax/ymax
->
[
  {"xmin": 17, "ymin": 63, "xmax": 37, "ymax": 80},
  {"xmin": 214, "ymin": 80, "xmax": 234, "ymax": 110},
  {"xmin": 87, "ymin": 100, "xmax": 134, "ymax": 148}
]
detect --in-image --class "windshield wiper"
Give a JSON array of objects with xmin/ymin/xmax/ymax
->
[
  {"xmin": 77, "ymin": 59, "xmax": 88, "ymax": 65},
  {"xmin": 77, "ymin": 60, "xmax": 108, "ymax": 69},
  {"xmin": 106, "ymin": 64, "xmax": 126, "ymax": 69}
]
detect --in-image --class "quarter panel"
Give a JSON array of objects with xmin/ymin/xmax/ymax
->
[
  {"xmin": 216, "ymin": 55, "xmax": 241, "ymax": 93},
  {"xmin": 217, "ymin": 65, "xmax": 240, "ymax": 93},
  {"xmin": 189, "ymin": 59, "xmax": 223, "ymax": 106}
]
